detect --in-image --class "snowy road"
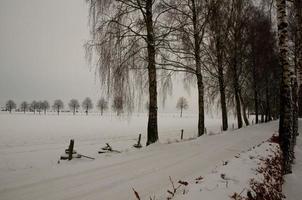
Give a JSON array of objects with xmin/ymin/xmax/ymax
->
[{"xmin": 0, "ymin": 120, "xmax": 278, "ymax": 200}]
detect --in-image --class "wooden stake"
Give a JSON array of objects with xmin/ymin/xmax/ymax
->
[
  {"xmin": 68, "ymin": 139, "xmax": 74, "ymax": 160},
  {"xmin": 181, "ymin": 129, "xmax": 184, "ymax": 140},
  {"xmin": 133, "ymin": 134, "xmax": 142, "ymax": 148}
]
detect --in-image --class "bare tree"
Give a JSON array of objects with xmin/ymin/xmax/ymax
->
[
  {"xmin": 53, "ymin": 100, "xmax": 64, "ymax": 115},
  {"xmin": 36, "ymin": 101, "xmax": 43, "ymax": 114},
  {"xmin": 159, "ymin": 0, "xmax": 212, "ymax": 136},
  {"xmin": 6, "ymin": 100, "xmax": 16, "ymax": 113},
  {"xmin": 30, "ymin": 101, "xmax": 38, "ymax": 114},
  {"xmin": 68, "ymin": 99, "xmax": 80, "ymax": 115},
  {"xmin": 20, "ymin": 101, "xmax": 28, "ymax": 114},
  {"xmin": 85, "ymin": 0, "xmax": 174, "ymax": 145},
  {"xmin": 112, "ymin": 96, "xmax": 123, "ymax": 116},
  {"xmin": 97, "ymin": 98, "xmax": 108, "ymax": 115},
  {"xmin": 41, "ymin": 101, "xmax": 50, "ymax": 115},
  {"xmin": 176, "ymin": 97, "xmax": 188, "ymax": 117},
  {"xmin": 82, "ymin": 97, "xmax": 93, "ymax": 115},
  {"xmin": 222, "ymin": 0, "xmax": 254, "ymax": 129},
  {"xmin": 206, "ymin": 0, "xmax": 230, "ymax": 130}
]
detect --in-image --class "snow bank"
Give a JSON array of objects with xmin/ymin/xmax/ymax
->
[
  {"xmin": 283, "ymin": 133, "xmax": 302, "ymax": 200},
  {"xmin": 166, "ymin": 139, "xmax": 282, "ymax": 200}
]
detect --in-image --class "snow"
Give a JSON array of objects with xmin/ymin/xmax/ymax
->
[
  {"xmin": 172, "ymin": 140, "xmax": 280, "ymax": 200},
  {"xmin": 0, "ymin": 112, "xmax": 278, "ymax": 200},
  {"xmin": 283, "ymin": 123, "xmax": 302, "ymax": 200}
]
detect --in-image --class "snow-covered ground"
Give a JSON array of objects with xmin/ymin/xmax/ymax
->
[
  {"xmin": 284, "ymin": 123, "xmax": 302, "ymax": 200},
  {"xmin": 0, "ymin": 112, "xmax": 276, "ymax": 200},
  {"xmin": 171, "ymin": 140, "xmax": 281, "ymax": 200},
  {"xmin": 0, "ymin": 112, "xmax": 229, "ymax": 173}
]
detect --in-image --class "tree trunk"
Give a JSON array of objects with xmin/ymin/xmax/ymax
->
[
  {"xmin": 192, "ymin": 0, "xmax": 204, "ymax": 137},
  {"xmin": 146, "ymin": 0, "xmax": 158, "ymax": 145},
  {"xmin": 277, "ymin": 0, "xmax": 294, "ymax": 174},
  {"xmin": 265, "ymin": 79, "xmax": 271, "ymax": 122},
  {"xmin": 299, "ymin": 87, "xmax": 302, "ymax": 117},
  {"xmin": 197, "ymin": 76, "xmax": 205, "ymax": 136},
  {"xmin": 261, "ymin": 105, "xmax": 265, "ymax": 123},
  {"xmin": 252, "ymin": 56, "xmax": 259, "ymax": 124},
  {"xmin": 232, "ymin": 55, "xmax": 243, "ymax": 129},
  {"xmin": 180, "ymin": 107, "xmax": 183, "ymax": 118},
  {"xmin": 240, "ymin": 92, "xmax": 249, "ymax": 126},
  {"xmin": 292, "ymin": 65, "xmax": 298, "ymax": 155},
  {"xmin": 217, "ymin": 38, "xmax": 228, "ymax": 131},
  {"xmin": 294, "ymin": 0, "xmax": 302, "ymax": 129}
]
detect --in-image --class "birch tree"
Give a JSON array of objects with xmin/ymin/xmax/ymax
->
[
  {"xmin": 276, "ymin": 0, "xmax": 294, "ymax": 174},
  {"xmin": 226, "ymin": 0, "xmax": 251, "ymax": 129},
  {"xmin": 206, "ymin": 0, "xmax": 230, "ymax": 130},
  {"xmin": 86, "ymin": 0, "xmax": 173, "ymax": 145},
  {"xmin": 295, "ymin": 0, "xmax": 302, "ymax": 118},
  {"xmin": 159, "ymin": 0, "xmax": 211, "ymax": 136}
]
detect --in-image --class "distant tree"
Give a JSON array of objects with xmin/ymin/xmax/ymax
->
[
  {"xmin": 176, "ymin": 97, "xmax": 189, "ymax": 118},
  {"xmin": 20, "ymin": 101, "xmax": 28, "ymax": 113},
  {"xmin": 36, "ymin": 101, "xmax": 43, "ymax": 114},
  {"xmin": 30, "ymin": 101, "xmax": 38, "ymax": 114},
  {"xmin": 68, "ymin": 99, "xmax": 80, "ymax": 115},
  {"xmin": 82, "ymin": 97, "xmax": 93, "ymax": 115},
  {"xmin": 41, "ymin": 101, "xmax": 50, "ymax": 114},
  {"xmin": 53, "ymin": 100, "xmax": 64, "ymax": 115},
  {"xmin": 112, "ymin": 96, "xmax": 123, "ymax": 116},
  {"xmin": 6, "ymin": 100, "xmax": 16, "ymax": 113},
  {"xmin": 97, "ymin": 98, "xmax": 108, "ymax": 115}
]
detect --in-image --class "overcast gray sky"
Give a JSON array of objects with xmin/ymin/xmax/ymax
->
[{"xmin": 0, "ymin": 0, "xmax": 198, "ymax": 113}]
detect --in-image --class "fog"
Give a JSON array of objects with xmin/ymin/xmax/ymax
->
[{"xmin": 0, "ymin": 0, "xmax": 199, "ymax": 113}]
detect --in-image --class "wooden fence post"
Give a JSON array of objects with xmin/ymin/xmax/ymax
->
[
  {"xmin": 138, "ymin": 134, "xmax": 141, "ymax": 146},
  {"xmin": 181, "ymin": 129, "xmax": 184, "ymax": 140},
  {"xmin": 133, "ymin": 134, "xmax": 142, "ymax": 148},
  {"xmin": 68, "ymin": 139, "xmax": 74, "ymax": 160}
]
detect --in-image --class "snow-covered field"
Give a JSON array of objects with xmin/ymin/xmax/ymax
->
[
  {"xmin": 0, "ymin": 112, "xmax": 278, "ymax": 200},
  {"xmin": 0, "ymin": 112, "xmax": 227, "ymax": 173}
]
